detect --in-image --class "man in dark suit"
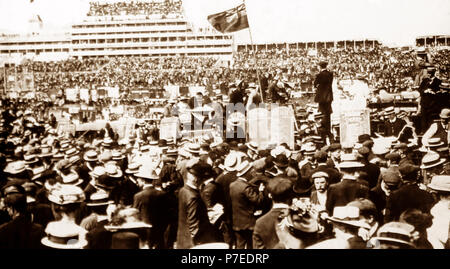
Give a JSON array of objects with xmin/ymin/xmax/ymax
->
[
  {"xmin": 229, "ymin": 161, "xmax": 266, "ymax": 249},
  {"xmin": 325, "ymin": 154, "xmax": 369, "ymax": 214},
  {"xmin": 358, "ymin": 147, "xmax": 381, "ymax": 189},
  {"xmin": 253, "ymin": 177, "xmax": 293, "ymax": 249},
  {"xmin": 133, "ymin": 170, "xmax": 168, "ymax": 249},
  {"xmin": 384, "ymin": 164, "xmax": 435, "ymax": 223},
  {"xmin": 368, "ymin": 171, "xmax": 402, "ymax": 225},
  {"xmin": 314, "ymin": 61, "xmax": 334, "ymax": 140},
  {"xmin": 177, "ymin": 159, "xmax": 220, "ymax": 249},
  {"xmin": 0, "ymin": 185, "xmax": 45, "ymax": 249},
  {"xmin": 383, "ymin": 107, "xmax": 407, "ymax": 137}
]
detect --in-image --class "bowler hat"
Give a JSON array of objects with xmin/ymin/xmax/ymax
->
[
  {"xmin": 273, "ymin": 154, "xmax": 289, "ymax": 168},
  {"xmin": 293, "ymin": 178, "xmax": 313, "ymax": 195},
  {"xmin": 381, "ymin": 171, "xmax": 402, "ymax": 186}
]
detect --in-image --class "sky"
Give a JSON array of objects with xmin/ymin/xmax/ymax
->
[{"xmin": 0, "ymin": 0, "xmax": 449, "ymax": 46}]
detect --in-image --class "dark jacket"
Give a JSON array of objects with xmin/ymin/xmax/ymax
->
[
  {"xmin": 314, "ymin": 70, "xmax": 334, "ymax": 104},
  {"xmin": 384, "ymin": 118, "xmax": 407, "ymax": 137},
  {"xmin": 253, "ymin": 207, "xmax": 288, "ymax": 249},
  {"xmin": 215, "ymin": 171, "xmax": 238, "ymax": 223},
  {"xmin": 0, "ymin": 215, "xmax": 45, "ymax": 249},
  {"xmin": 177, "ymin": 185, "xmax": 219, "ymax": 249},
  {"xmin": 369, "ymin": 185, "xmax": 388, "ymax": 224},
  {"xmin": 384, "ymin": 183, "xmax": 436, "ymax": 223},
  {"xmin": 361, "ymin": 162, "xmax": 381, "ymax": 189},
  {"xmin": 229, "ymin": 178, "xmax": 265, "ymax": 231},
  {"xmin": 325, "ymin": 178, "xmax": 369, "ymax": 213}
]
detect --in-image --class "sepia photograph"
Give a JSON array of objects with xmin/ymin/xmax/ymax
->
[{"xmin": 0, "ymin": 0, "xmax": 449, "ymax": 257}]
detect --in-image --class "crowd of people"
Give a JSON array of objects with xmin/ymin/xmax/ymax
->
[
  {"xmin": 0, "ymin": 63, "xmax": 449, "ymax": 248},
  {"xmin": 86, "ymin": 0, "xmax": 183, "ymax": 17},
  {"xmin": 5, "ymin": 46, "xmax": 449, "ymax": 100}
]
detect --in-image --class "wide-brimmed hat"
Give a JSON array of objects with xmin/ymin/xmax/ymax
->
[
  {"xmin": 301, "ymin": 143, "xmax": 316, "ymax": 155},
  {"xmin": 426, "ymin": 137, "xmax": 445, "ymax": 148},
  {"xmin": 125, "ymin": 163, "xmax": 141, "ymax": 174},
  {"xmin": 427, "ymin": 175, "xmax": 450, "ymax": 192},
  {"xmin": 4, "ymin": 161, "xmax": 27, "ymax": 175},
  {"xmin": 246, "ymin": 141, "xmax": 259, "ymax": 153},
  {"xmin": 327, "ymin": 206, "xmax": 371, "ymax": 229},
  {"xmin": 86, "ymin": 190, "xmax": 113, "ymax": 207},
  {"xmin": 185, "ymin": 143, "xmax": 201, "ymax": 155},
  {"xmin": 135, "ymin": 165, "xmax": 160, "ymax": 180},
  {"xmin": 83, "ymin": 150, "xmax": 98, "ymax": 162},
  {"xmin": 39, "ymin": 145, "xmax": 54, "ymax": 158},
  {"xmin": 60, "ymin": 172, "xmax": 83, "ymax": 186},
  {"xmin": 420, "ymin": 151, "xmax": 446, "ymax": 169},
  {"xmin": 24, "ymin": 154, "xmax": 39, "ymax": 165},
  {"xmin": 236, "ymin": 160, "xmax": 253, "ymax": 177},
  {"xmin": 41, "ymin": 221, "xmax": 88, "ymax": 249},
  {"xmin": 371, "ymin": 222, "xmax": 415, "ymax": 248},
  {"xmin": 65, "ymin": 148, "xmax": 80, "ymax": 158},
  {"xmin": 111, "ymin": 150, "xmax": 125, "ymax": 161},
  {"xmin": 384, "ymin": 106, "xmax": 395, "ymax": 116},
  {"xmin": 89, "ymin": 166, "xmax": 106, "ymax": 179},
  {"xmin": 105, "ymin": 164, "xmax": 123, "ymax": 178},
  {"xmin": 47, "ymin": 184, "xmax": 85, "ymax": 205},
  {"xmin": 104, "ymin": 208, "xmax": 152, "ymax": 232},
  {"xmin": 338, "ymin": 154, "xmax": 364, "ymax": 169},
  {"xmin": 102, "ymin": 137, "xmax": 114, "ymax": 147},
  {"xmin": 439, "ymin": 108, "xmax": 450, "ymax": 119}
]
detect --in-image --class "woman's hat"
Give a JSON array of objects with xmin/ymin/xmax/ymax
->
[
  {"xmin": 420, "ymin": 151, "xmax": 446, "ymax": 169},
  {"xmin": 104, "ymin": 208, "xmax": 152, "ymax": 232},
  {"xmin": 47, "ymin": 184, "xmax": 85, "ymax": 205},
  {"xmin": 427, "ymin": 175, "xmax": 450, "ymax": 192},
  {"xmin": 371, "ymin": 222, "xmax": 415, "ymax": 248},
  {"xmin": 41, "ymin": 221, "xmax": 88, "ymax": 249},
  {"xmin": 328, "ymin": 206, "xmax": 371, "ymax": 229},
  {"xmin": 83, "ymin": 150, "xmax": 98, "ymax": 162}
]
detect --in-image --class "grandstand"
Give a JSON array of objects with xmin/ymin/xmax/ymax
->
[{"xmin": 0, "ymin": 0, "xmax": 233, "ymax": 60}]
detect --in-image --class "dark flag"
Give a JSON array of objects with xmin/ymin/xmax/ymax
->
[{"xmin": 207, "ymin": 3, "xmax": 249, "ymax": 33}]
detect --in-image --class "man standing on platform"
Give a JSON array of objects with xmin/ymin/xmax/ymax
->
[{"xmin": 314, "ymin": 61, "xmax": 334, "ymax": 142}]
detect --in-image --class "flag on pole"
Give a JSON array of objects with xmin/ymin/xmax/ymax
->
[{"xmin": 207, "ymin": 3, "xmax": 249, "ymax": 33}]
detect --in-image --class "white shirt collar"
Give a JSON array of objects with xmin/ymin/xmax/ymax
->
[{"xmin": 186, "ymin": 182, "xmax": 198, "ymax": 190}]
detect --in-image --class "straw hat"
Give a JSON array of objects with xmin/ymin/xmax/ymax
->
[
  {"xmin": 420, "ymin": 151, "xmax": 446, "ymax": 169},
  {"xmin": 236, "ymin": 160, "xmax": 253, "ymax": 177},
  {"xmin": 47, "ymin": 184, "xmax": 85, "ymax": 205},
  {"xmin": 83, "ymin": 150, "xmax": 98, "ymax": 162},
  {"xmin": 327, "ymin": 206, "xmax": 371, "ymax": 229},
  {"xmin": 41, "ymin": 221, "xmax": 88, "ymax": 249},
  {"xmin": 427, "ymin": 175, "xmax": 450, "ymax": 192}
]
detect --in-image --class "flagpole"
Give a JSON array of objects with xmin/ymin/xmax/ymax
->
[{"xmin": 242, "ymin": 0, "xmax": 264, "ymax": 103}]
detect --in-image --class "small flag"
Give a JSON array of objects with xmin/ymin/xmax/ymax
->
[{"xmin": 207, "ymin": 3, "xmax": 249, "ymax": 33}]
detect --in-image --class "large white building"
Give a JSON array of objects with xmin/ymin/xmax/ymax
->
[{"xmin": 0, "ymin": 1, "xmax": 233, "ymax": 62}]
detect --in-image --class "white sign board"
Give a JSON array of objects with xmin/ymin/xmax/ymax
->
[
  {"xmin": 248, "ymin": 108, "xmax": 271, "ymax": 149},
  {"xmin": 270, "ymin": 106, "xmax": 295, "ymax": 150},
  {"xmin": 339, "ymin": 109, "xmax": 371, "ymax": 148}
]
